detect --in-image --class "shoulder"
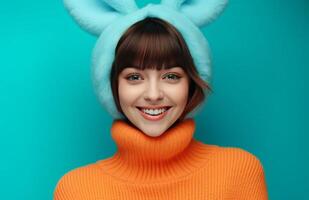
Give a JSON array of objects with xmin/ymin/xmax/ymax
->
[
  {"xmin": 201, "ymin": 143, "xmax": 264, "ymax": 168},
  {"xmin": 211, "ymin": 145, "xmax": 266, "ymax": 180},
  {"xmin": 53, "ymin": 162, "xmax": 103, "ymax": 199},
  {"xmin": 56, "ymin": 162, "xmax": 101, "ymax": 183},
  {"xmin": 216, "ymin": 146, "xmax": 263, "ymax": 165},
  {"xmin": 212, "ymin": 146, "xmax": 268, "ymax": 198}
]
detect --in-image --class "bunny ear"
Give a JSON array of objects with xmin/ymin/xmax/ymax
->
[
  {"xmin": 64, "ymin": 0, "xmax": 138, "ymax": 36},
  {"xmin": 161, "ymin": 0, "xmax": 228, "ymax": 27},
  {"xmin": 103, "ymin": 0, "xmax": 139, "ymax": 14},
  {"xmin": 160, "ymin": 0, "xmax": 186, "ymax": 9}
]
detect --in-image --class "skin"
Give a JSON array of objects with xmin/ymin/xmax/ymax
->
[{"xmin": 118, "ymin": 67, "xmax": 190, "ymax": 137}]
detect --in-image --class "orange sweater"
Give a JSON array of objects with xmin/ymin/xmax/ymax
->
[{"xmin": 54, "ymin": 119, "xmax": 268, "ymax": 199}]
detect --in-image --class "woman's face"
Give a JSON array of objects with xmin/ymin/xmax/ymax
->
[{"xmin": 118, "ymin": 66, "xmax": 189, "ymax": 137}]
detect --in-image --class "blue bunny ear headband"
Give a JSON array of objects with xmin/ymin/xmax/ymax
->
[{"xmin": 63, "ymin": 0, "xmax": 228, "ymax": 119}]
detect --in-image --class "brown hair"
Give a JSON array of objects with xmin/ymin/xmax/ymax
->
[{"xmin": 110, "ymin": 17, "xmax": 212, "ymax": 123}]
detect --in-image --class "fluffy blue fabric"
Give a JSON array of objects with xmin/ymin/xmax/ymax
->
[{"xmin": 63, "ymin": 0, "xmax": 228, "ymax": 119}]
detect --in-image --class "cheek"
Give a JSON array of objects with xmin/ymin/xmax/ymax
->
[
  {"xmin": 118, "ymin": 81, "xmax": 142, "ymax": 105},
  {"xmin": 163, "ymin": 82, "xmax": 189, "ymax": 105}
]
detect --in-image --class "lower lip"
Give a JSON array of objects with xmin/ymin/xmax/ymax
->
[{"xmin": 138, "ymin": 108, "xmax": 170, "ymax": 121}]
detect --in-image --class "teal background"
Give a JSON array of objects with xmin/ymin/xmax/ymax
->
[{"xmin": 0, "ymin": 0, "xmax": 307, "ymax": 199}]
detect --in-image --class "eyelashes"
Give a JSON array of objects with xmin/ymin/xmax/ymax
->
[
  {"xmin": 125, "ymin": 73, "xmax": 141, "ymax": 81},
  {"xmin": 165, "ymin": 73, "xmax": 181, "ymax": 80},
  {"xmin": 125, "ymin": 73, "xmax": 181, "ymax": 82}
]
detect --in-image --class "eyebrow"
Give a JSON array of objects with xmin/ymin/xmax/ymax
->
[{"xmin": 124, "ymin": 66, "xmax": 182, "ymax": 71}]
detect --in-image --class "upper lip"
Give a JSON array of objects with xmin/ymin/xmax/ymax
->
[{"xmin": 136, "ymin": 106, "xmax": 172, "ymax": 110}]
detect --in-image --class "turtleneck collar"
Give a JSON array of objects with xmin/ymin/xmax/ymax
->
[
  {"xmin": 111, "ymin": 118, "xmax": 195, "ymax": 163},
  {"xmin": 96, "ymin": 118, "xmax": 216, "ymax": 183}
]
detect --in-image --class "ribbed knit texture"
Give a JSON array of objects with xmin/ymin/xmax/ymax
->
[{"xmin": 54, "ymin": 119, "xmax": 268, "ymax": 199}]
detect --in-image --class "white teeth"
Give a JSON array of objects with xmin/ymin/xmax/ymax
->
[{"xmin": 142, "ymin": 108, "xmax": 167, "ymax": 115}]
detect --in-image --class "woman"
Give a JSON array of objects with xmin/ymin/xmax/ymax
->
[{"xmin": 54, "ymin": 1, "xmax": 268, "ymax": 199}]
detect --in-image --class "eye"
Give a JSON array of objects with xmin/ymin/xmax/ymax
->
[
  {"xmin": 126, "ymin": 73, "xmax": 142, "ymax": 81},
  {"xmin": 164, "ymin": 73, "xmax": 181, "ymax": 80}
]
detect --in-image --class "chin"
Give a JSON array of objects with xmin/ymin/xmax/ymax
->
[
  {"xmin": 140, "ymin": 126, "xmax": 168, "ymax": 137},
  {"xmin": 126, "ymin": 108, "xmax": 181, "ymax": 137},
  {"xmin": 145, "ymin": 132, "xmax": 165, "ymax": 138}
]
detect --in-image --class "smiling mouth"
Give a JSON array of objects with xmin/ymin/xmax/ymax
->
[{"xmin": 136, "ymin": 106, "xmax": 172, "ymax": 116}]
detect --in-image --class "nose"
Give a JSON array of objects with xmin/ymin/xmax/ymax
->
[{"xmin": 143, "ymin": 80, "xmax": 164, "ymax": 102}]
